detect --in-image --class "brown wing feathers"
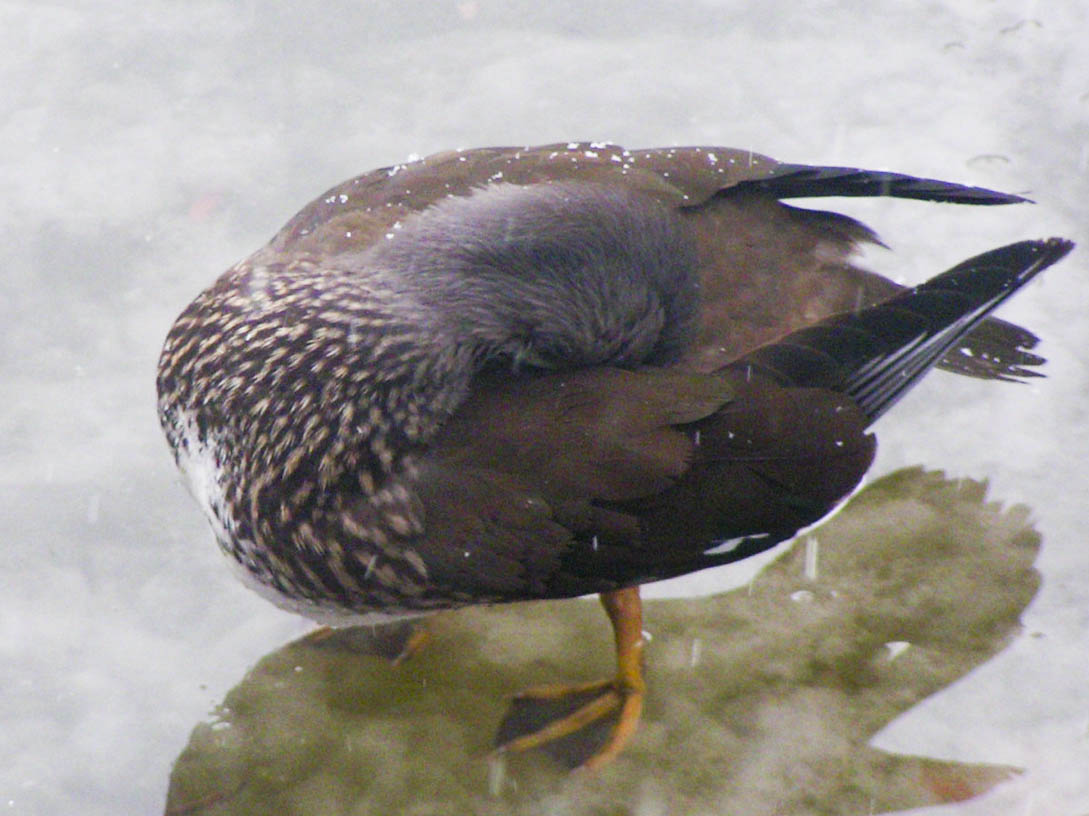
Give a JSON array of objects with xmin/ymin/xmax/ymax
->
[{"xmin": 545, "ymin": 239, "xmax": 1073, "ymax": 591}]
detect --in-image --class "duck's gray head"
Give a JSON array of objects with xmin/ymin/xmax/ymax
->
[{"xmin": 362, "ymin": 180, "xmax": 702, "ymax": 371}]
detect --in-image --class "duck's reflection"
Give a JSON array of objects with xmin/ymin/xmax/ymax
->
[{"xmin": 165, "ymin": 467, "xmax": 1040, "ymax": 815}]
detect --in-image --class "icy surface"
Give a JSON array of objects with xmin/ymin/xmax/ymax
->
[{"xmin": 1, "ymin": 1, "xmax": 1086, "ymax": 814}]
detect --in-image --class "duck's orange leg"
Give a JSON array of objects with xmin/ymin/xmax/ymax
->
[{"xmin": 495, "ymin": 586, "xmax": 646, "ymax": 770}]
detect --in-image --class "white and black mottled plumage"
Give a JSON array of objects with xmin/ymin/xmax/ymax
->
[{"xmin": 156, "ymin": 142, "xmax": 1072, "ymax": 627}]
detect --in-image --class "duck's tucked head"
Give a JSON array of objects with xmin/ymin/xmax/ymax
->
[{"xmin": 364, "ymin": 180, "xmax": 702, "ymax": 370}]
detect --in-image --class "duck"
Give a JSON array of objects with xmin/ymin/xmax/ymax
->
[{"xmin": 156, "ymin": 142, "xmax": 1073, "ymax": 769}]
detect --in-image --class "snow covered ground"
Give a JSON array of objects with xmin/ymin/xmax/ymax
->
[{"xmin": 1, "ymin": 1, "xmax": 1086, "ymax": 813}]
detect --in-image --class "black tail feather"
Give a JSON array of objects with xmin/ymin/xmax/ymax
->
[
  {"xmin": 736, "ymin": 163, "xmax": 1030, "ymax": 205},
  {"xmin": 734, "ymin": 238, "xmax": 1074, "ymax": 424}
]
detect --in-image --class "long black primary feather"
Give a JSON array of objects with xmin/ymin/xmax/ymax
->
[
  {"xmin": 737, "ymin": 163, "xmax": 1031, "ymax": 205},
  {"xmin": 733, "ymin": 238, "xmax": 1074, "ymax": 423}
]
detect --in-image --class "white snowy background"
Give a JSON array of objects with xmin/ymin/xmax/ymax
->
[{"xmin": 2, "ymin": 0, "xmax": 1086, "ymax": 813}]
